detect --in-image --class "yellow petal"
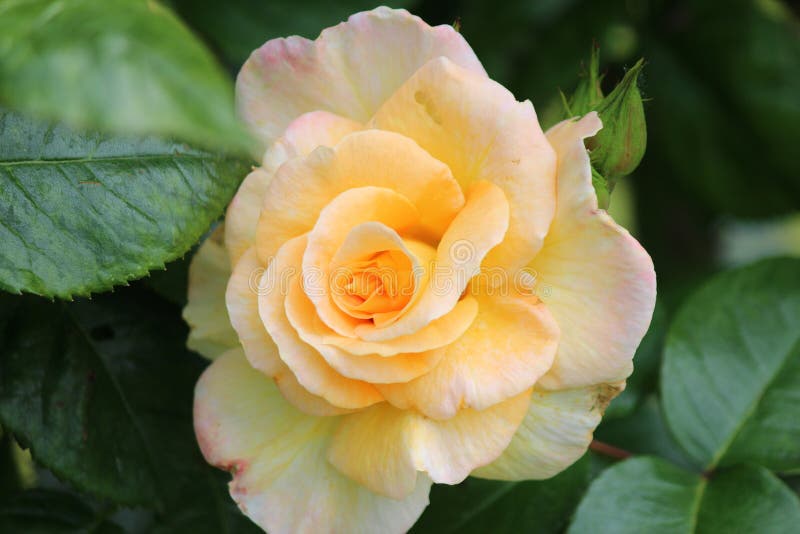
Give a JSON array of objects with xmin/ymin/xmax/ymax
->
[
  {"xmin": 327, "ymin": 389, "xmax": 530, "ymax": 499},
  {"xmin": 236, "ymin": 6, "xmax": 485, "ymax": 152},
  {"xmin": 532, "ymin": 113, "xmax": 657, "ymax": 389},
  {"xmin": 273, "ymin": 368, "xmax": 353, "ymax": 417},
  {"xmin": 472, "ymin": 383, "xmax": 623, "ymax": 480},
  {"xmin": 194, "ymin": 348, "xmax": 431, "ymax": 534},
  {"xmin": 354, "ymin": 180, "xmax": 508, "ymax": 342},
  {"xmin": 225, "ymin": 111, "xmax": 362, "ymax": 266},
  {"xmin": 378, "ymin": 293, "xmax": 559, "ymax": 419},
  {"xmin": 226, "ymin": 246, "xmax": 283, "ymax": 376},
  {"xmin": 258, "ymin": 235, "xmax": 383, "ymax": 409},
  {"xmin": 255, "ymin": 129, "xmax": 464, "ymax": 264},
  {"xmin": 302, "ymin": 187, "xmax": 420, "ymax": 337},
  {"xmin": 183, "ymin": 226, "xmax": 239, "ymax": 359},
  {"xmin": 370, "ymin": 57, "xmax": 556, "ymax": 271},
  {"xmin": 285, "ymin": 276, "xmax": 445, "ymax": 383}
]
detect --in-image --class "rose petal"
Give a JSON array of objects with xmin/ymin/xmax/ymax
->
[
  {"xmin": 472, "ymin": 383, "xmax": 624, "ymax": 480},
  {"xmin": 285, "ymin": 277, "xmax": 445, "ymax": 383},
  {"xmin": 258, "ymin": 235, "xmax": 383, "ymax": 410},
  {"xmin": 236, "ymin": 7, "xmax": 485, "ymax": 151},
  {"xmin": 194, "ymin": 348, "xmax": 431, "ymax": 534},
  {"xmin": 377, "ymin": 293, "xmax": 559, "ymax": 419},
  {"xmin": 328, "ymin": 389, "xmax": 530, "ymax": 499},
  {"xmin": 354, "ymin": 180, "xmax": 509, "ymax": 342},
  {"xmin": 183, "ymin": 226, "xmax": 239, "ymax": 359},
  {"xmin": 225, "ymin": 111, "xmax": 362, "ymax": 266},
  {"xmin": 226, "ymin": 246, "xmax": 283, "ymax": 376},
  {"xmin": 255, "ymin": 129, "xmax": 464, "ymax": 264},
  {"xmin": 370, "ymin": 57, "xmax": 556, "ymax": 271},
  {"xmin": 273, "ymin": 368, "xmax": 353, "ymax": 417},
  {"xmin": 302, "ymin": 187, "xmax": 420, "ymax": 337},
  {"xmin": 532, "ymin": 113, "xmax": 657, "ymax": 389}
]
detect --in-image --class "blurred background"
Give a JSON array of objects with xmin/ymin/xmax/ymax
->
[{"xmin": 172, "ymin": 0, "xmax": 800, "ymax": 313}]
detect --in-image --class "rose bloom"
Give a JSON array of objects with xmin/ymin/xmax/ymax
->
[{"xmin": 184, "ymin": 7, "xmax": 656, "ymax": 533}]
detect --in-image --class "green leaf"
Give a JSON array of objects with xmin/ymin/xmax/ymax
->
[
  {"xmin": 0, "ymin": 488, "xmax": 123, "ymax": 534},
  {"xmin": 596, "ymin": 395, "xmax": 697, "ymax": 471},
  {"xmin": 569, "ymin": 457, "xmax": 800, "ymax": 534},
  {"xmin": 173, "ymin": 0, "xmax": 415, "ymax": 68},
  {"xmin": 661, "ymin": 257, "xmax": 800, "ymax": 471},
  {"xmin": 0, "ymin": 0, "xmax": 252, "ymax": 153},
  {"xmin": 0, "ymin": 288, "xmax": 205, "ymax": 508},
  {"xmin": 0, "ymin": 109, "xmax": 249, "ymax": 298},
  {"xmin": 411, "ymin": 455, "xmax": 590, "ymax": 534}
]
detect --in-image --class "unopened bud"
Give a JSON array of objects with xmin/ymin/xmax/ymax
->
[{"xmin": 587, "ymin": 59, "xmax": 647, "ymax": 180}]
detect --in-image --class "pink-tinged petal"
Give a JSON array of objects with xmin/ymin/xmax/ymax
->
[
  {"xmin": 328, "ymin": 389, "xmax": 530, "ymax": 499},
  {"xmin": 257, "ymin": 235, "xmax": 383, "ymax": 410},
  {"xmin": 255, "ymin": 129, "xmax": 464, "ymax": 265},
  {"xmin": 532, "ymin": 113, "xmax": 657, "ymax": 389},
  {"xmin": 354, "ymin": 180, "xmax": 509, "ymax": 342},
  {"xmin": 370, "ymin": 57, "xmax": 556, "ymax": 271},
  {"xmin": 226, "ymin": 246, "xmax": 283, "ymax": 376},
  {"xmin": 183, "ymin": 226, "xmax": 239, "ymax": 359},
  {"xmin": 225, "ymin": 111, "xmax": 362, "ymax": 266},
  {"xmin": 472, "ymin": 383, "xmax": 624, "ymax": 480},
  {"xmin": 236, "ymin": 7, "xmax": 485, "ymax": 152},
  {"xmin": 377, "ymin": 293, "xmax": 559, "ymax": 419},
  {"xmin": 194, "ymin": 348, "xmax": 431, "ymax": 534}
]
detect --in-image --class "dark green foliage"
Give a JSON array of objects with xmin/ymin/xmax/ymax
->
[{"xmin": 0, "ymin": 109, "xmax": 250, "ymax": 298}]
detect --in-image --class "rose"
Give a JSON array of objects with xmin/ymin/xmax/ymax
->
[{"xmin": 183, "ymin": 7, "xmax": 656, "ymax": 533}]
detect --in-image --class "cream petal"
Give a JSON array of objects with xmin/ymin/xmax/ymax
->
[
  {"xmin": 194, "ymin": 348, "xmax": 431, "ymax": 534},
  {"xmin": 183, "ymin": 226, "xmax": 239, "ymax": 359},
  {"xmin": 236, "ymin": 6, "xmax": 485, "ymax": 152},
  {"xmin": 472, "ymin": 383, "xmax": 624, "ymax": 480},
  {"xmin": 354, "ymin": 180, "xmax": 509, "ymax": 342},
  {"xmin": 377, "ymin": 293, "xmax": 559, "ymax": 419},
  {"xmin": 532, "ymin": 113, "xmax": 657, "ymax": 389},
  {"xmin": 255, "ymin": 129, "xmax": 465, "ymax": 264},
  {"xmin": 225, "ymin": 111, "xmax": 362, "ymax": 266},
  {"xmin": 225, "ymin": 246, "xmax": 283, "ymax": 376},
  {"xmin": 258, "ymin": 235, "xmax": 383, "ymax": 409},
  {"xmin": 370, "ymin": 57, "xmax": 556, "ymax": 271},
  {"xmin": 327, "ymin": 389, "xmax": 530, "ymax": 499}
]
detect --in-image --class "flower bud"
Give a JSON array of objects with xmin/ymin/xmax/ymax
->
[
  {"xmin": 564, "ymin": 44, "xmax": 604, "ymax": 116},
  {"xmin": 587, "ymin": 58, "xmax": 647, "ymax": 180}
]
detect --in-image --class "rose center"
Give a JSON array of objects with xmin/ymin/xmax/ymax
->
[{"xmin": 332, "ymin": 249, "xmax": 414, "ymax": 322}]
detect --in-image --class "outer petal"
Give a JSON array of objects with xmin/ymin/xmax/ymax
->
[
  {"xmin": 532, "ymin": 113, "xmax": 657, "ymax": 389},
  {"xmin": 255, "ymin": 129, "xmax": 464, "ymax": 264},
  {"xmin": 472, "ymin": 383, "xmax": 623, "ymax": 480},
  {"xmin": 194, "ymin": 348, "xmax": 431, "ymax": 534},
  {"xmin": 237, "ymin": 6, "xmax": 485, "ymax": 151},
  {"xmin": 327, "ymin": 389, "xmax": 531, "ymax": 499},
  {"xmin": 258, "ymin": 235, "xmax": 383, "ymax": 409},
  {"xmin": 183, "ymin": 226, "xmax": 239, "ymax": 359},
  {"xmin": 370, "ymin": 57, "xmax": 556, "ymax": 271},
  {"xmin": 354, "ymin": 180, "xmax": 509, "ymax": 342},
  {"xmin": 226, "ymin": 246, "xmax": 283, "ymax": 376},
  {"xmin": 225, "ymin": 111, "xmax": 362, "ymax": 265},
  {"xmin": 377, "ymin": 293, "xmax": 559, "ymax": 419}
]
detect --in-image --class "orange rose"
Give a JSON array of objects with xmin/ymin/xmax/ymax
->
[{"xmin": 184, "ymin": 7, "xmax": 656, "ymax": 533}]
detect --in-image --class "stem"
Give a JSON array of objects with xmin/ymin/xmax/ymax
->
[{"xmin": 590, "ymin": 439, "xmax": 633, "ymax": 460}]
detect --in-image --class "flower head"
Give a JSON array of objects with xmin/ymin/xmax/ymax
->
[{"xmin": 184, "ymin": 7, "xmax": 656, "ymax": 533}]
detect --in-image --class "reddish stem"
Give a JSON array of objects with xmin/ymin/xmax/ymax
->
[{"xmin": 589, "ymin": 439, "xmax": 633, "ymax": 460}]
